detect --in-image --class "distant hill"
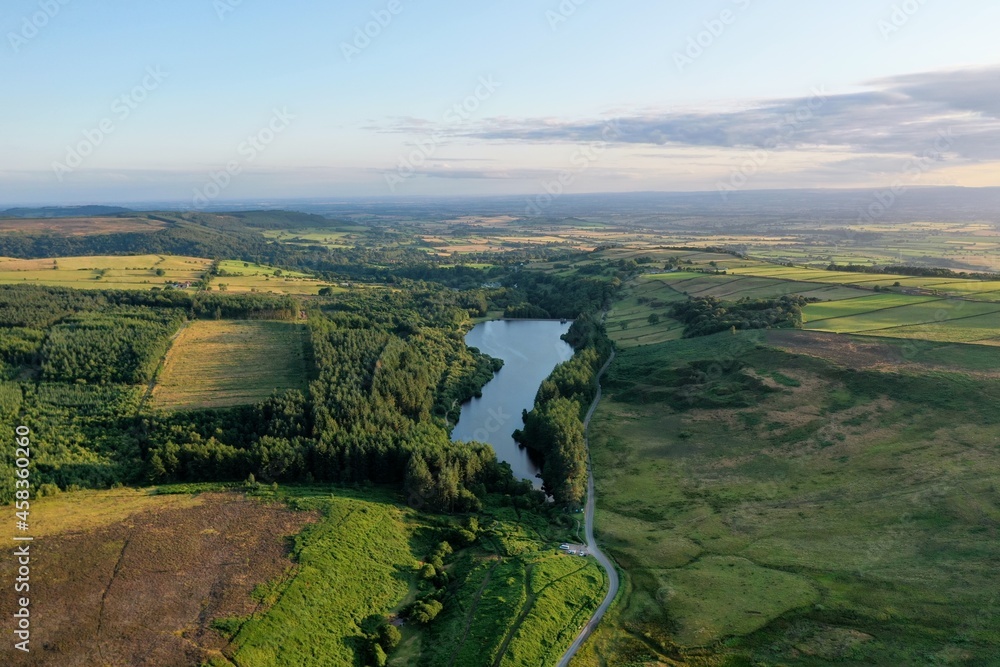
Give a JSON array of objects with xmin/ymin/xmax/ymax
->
[{"xmin": 1, "ymin": 206, "xmax": 134, "ymax": 219}]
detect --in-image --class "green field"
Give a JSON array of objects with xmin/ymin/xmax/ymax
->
[
  {"xmin": 228, "ymin": 490, "xmax": 421, "ymax": 667},
  {"xmin": 0, "ymin": 254, "xmax": 212, "ymax": 290},
  {"xmin": 422, "ymin": 506, "xmax": 605, "ymax": 667},
  {"xmin": 606, "ymin": 276, "xmax": 687, "ymax": 348},
  {"xmin": 152, "ymin": 320, "xmax": 309, "ymax": 410},
  {"xmin": 804, "ymin": 297, "xmax": 1000, "ymax": 340},
  {"xmin": 216, "ymin": 486, "xmax": 605, "ymax": 667},
  {"xmin": 575, "ymin": 332, "xmax": 1000, "ymax": 665}
]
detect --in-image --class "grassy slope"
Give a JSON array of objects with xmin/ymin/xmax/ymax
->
[
  {"xmin": 200, "ymin": 486, "xmax": 606, "ymax": 667},
  {"xmin": 575, "ymin": 332, "xmax": 1000, "ymax": 666},
  {"xmin": 230, "ymin": 490, "xmax": 421, "ymax": 667}
]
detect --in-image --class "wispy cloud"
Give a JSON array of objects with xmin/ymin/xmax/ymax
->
[{"xmin": 379, "ymin": 67, "xmax": 1000, "ymax": 162}]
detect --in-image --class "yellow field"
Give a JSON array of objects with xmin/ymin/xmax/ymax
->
[
  {"xmin": 151, "ymin": 320, "xmax": 309, "ymax": 411},
  {"xmin": 0, "ymin": 254, "xmax": 211, "ymax": 290},
  {"xmin": 29, "ymin": 489, "xmax": 203, "ymax": 537}
]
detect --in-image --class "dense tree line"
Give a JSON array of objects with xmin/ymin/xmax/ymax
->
[
  {"xmin": 827, "ymin": 263, "xmax": 1000, "ymax": 280},
  {"xmin": 0, "ymin": 285, "xmax": 298, "ymax": 329},
  {"xmin": 670, "ymin": 295, "xmax": 811, "ymax": 338},
  {"xmin": 514, "ymin": 315, "xmax": 611, "ymax": 505}
]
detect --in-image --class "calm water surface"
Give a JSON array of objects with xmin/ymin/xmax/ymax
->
[{"xmin": 451, "ymin": 320, "xmax": 574, "ymax": 483}]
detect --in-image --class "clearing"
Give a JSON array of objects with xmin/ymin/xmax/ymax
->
[{"xmin": 151, "ymin": 320, "xmax": 309, "ymax": 411}]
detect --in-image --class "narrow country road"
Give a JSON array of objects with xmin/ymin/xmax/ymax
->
[{"xmin": 557, "ymin": 350, "xmax": 619, "ymax": 667}]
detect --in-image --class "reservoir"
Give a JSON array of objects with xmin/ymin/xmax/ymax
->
[{"xmin": 452, "ymin": 319, "xmax": 575, "ymax": 483}]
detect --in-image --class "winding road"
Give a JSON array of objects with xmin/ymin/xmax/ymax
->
[{"xmin": 557, "ymin": 350, "xmax": 619, "ymax": 667}]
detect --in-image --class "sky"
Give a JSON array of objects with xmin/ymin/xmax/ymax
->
[{"xmin": 2, "ymin": 0, "xmax": 999, "ymax": 206}]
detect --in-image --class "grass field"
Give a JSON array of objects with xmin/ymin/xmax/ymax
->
[
  {"xmin": 214, "ymin": 259, "xmax": 336, "ymax": 296},
  {"xmin": 0, "ymin": 254, "xmax": 334, "ymax": 295},
  {"xmin": 803, "ymin": 297, "xmax": 1000, "ymax": 342},
  {"xmin": 730, "ymin": 263, "xmax": 1000, "ymax": 301},
  {"xmin": 152, "ymin": 320, "xmax": 309, "ymax": 410},
  {"xmin": 0, "ymin": 254, "xmax": 212, "ymax": 290},
  {"xmin": 607, "ymin": 276, "xmax": 687, "ymax": 348},
  {"xmin": 573, "ymin": 332, "xmax": 1000, "ymax": 665}
]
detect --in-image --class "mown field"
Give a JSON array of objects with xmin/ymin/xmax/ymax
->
[
  {"xmin": 729, "ymin": 264, "xmax": 1000, "ymax": 302},
  {"xmin": 617, "ymin": 259, "xmax": 1000, "ymax": 346},
  {"xmin": 151, "ymin": 320, "xmax": 309, "ymax": 411},
  {"xmin": 574, "ymin": 331, "xmax": 1000, "ymax": 666}
]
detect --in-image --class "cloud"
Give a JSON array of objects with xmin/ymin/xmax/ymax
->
[{"xmin": 422, "ymin": 66, "xmax": 1000, "ymax": 161}]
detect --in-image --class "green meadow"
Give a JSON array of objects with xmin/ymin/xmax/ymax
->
[{"xmin": 575, "ymin": 332, "xmax": 1000, "ymax": 666}]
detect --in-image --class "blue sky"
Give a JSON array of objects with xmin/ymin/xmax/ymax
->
[{"xmin": 2, "ymin": 0, "xmax": 999, "ymax": 205}]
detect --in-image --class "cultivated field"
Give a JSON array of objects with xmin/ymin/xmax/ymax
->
[
  {"xmin": 151, "ymin": 320, "xmax": 309, "ymax": 410},
  {"xmin": 0, "ymin": 254, "xmax": 212, "ymax": 290},
  {"xmin": 0, "ymin": 489, "xmax": 317, "ymax": 667}
]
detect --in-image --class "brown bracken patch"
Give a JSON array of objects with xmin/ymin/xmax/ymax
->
[{"xmin": 0, "ymin": 492, "xmax": 317, "ymax": 667}]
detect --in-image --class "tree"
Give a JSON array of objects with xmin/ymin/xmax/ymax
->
[
  {"xmin": 370, "ymin": 644, "xmax": 387, "ymax": 667},
  {"xmin": 647, "ymin": 313, "xmax": 661, "ymax": 325},
  {"xmin": 404, "ymin": 454, "xmax": 434, "ymax": 508},
  {"xmin": 411, "ymin": 599, "xmax": 443, "ymax": 624},
  {"xmin": 377, "ymin": 624, "xmax": 401, "ymax": 652}
]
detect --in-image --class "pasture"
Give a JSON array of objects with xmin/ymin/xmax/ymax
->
[
  {"xmin": 0, "ymin": 254, "xmax": 212, "ymax": 290},
  {"xmin": 214, "ymin": 259, "xmax": 335, "ymax": 296},
  {"xmin": 151, "ymin": 320, "xmax": 309, "ymax": 411}
]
